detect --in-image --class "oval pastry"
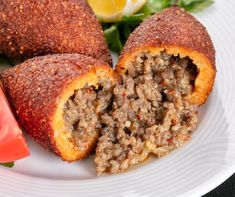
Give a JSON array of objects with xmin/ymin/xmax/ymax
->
[
  {"xmin": 0, "ymin": 0, "xmax": 112, "ymax": 64},
  {"xmin": 95, "ymin": 7, "xmax": 215, "ymax": 174},
  {"xmin": 1, "ymin": 54, "xmax": 117, "ymax": 161},
  {"xmin": 116, "ymin": 7, "xmax": 216, "ymax": 105}
]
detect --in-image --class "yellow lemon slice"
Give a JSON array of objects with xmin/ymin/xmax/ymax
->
[{"xmin": 88, "ymin": 0, "xmax": 147, "ymax": 23}]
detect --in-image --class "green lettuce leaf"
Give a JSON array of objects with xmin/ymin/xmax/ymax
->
[{"xmin": 178, "ymin": 0, "xmax": 214, "ymax": 12}]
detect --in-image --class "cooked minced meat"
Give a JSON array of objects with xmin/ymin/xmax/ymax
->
[
  {"xmin": 95, "ymin": 51, "xmax": 199, "ymax": 174},
  {"xmin": 63, "ymin": 81, "xmax": 113, "ymax": 151}
]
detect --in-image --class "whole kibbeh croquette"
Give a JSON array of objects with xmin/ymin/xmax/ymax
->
[{"xmin": 0, "ymin": 0, "xmax": 112, "ymax": 64}]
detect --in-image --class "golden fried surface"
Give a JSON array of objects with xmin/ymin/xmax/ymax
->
[{"xmin": 0, "ymin": 0, "xmax": 112, "ymax": 64}]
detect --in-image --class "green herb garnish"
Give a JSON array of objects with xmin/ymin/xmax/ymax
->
[
  {"xmin": 0, "ymin": 162, "xmax": 15, "ymax": 168},
  {"xmin": 102, "ymin": 0, "xmax": 214, "ymax": 54}
]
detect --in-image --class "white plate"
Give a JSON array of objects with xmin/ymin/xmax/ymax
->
[{"xmin": 1, "ymin": 0, "xmax": 235, "ymax": 196}]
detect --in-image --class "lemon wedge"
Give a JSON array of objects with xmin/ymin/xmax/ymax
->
[{"xmin": 88, "ymin": 0, "xmax": 147, "ymax": 22}]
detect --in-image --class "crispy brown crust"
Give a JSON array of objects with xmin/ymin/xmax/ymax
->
[
  {"xmin": 0, "ymin": 0, "xmax": 112, "ymax": 64},
  {"xmin": 0, "ymin": 54, "xmax": 116, "ymax": 161},
  {"xmin": 117, "ymin": 7, "xmax": 216, "ymax": 105}
]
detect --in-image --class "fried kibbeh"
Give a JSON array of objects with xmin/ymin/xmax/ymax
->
[
  {"xmin": 95, "ymin": 7, "xmax": 216, "ymax": 174},
  {"xmin": 1, "ymin": 54, "xmax": 117, "ymax": 161},
  {"xmin": 0, "ymin": 0, "xmax": 112, "ymax": 64},
  {"xmin": 116, "ymin": 7, "xmax": 216, "ymax": 106}
]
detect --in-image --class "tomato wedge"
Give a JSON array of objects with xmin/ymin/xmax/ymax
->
[{"xmin": 0, "ymin": 84, "xmax": 29, "ymax": 163}]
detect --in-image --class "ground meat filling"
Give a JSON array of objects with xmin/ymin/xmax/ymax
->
[
  {"xmin": 63, "ymin": 81, "xmax": 113, "ymax": 151},
  {"xmin": 95, "ymin": 51, "xmax": 199, "ymax": 174}
]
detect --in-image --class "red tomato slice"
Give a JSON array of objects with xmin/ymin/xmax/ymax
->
[{"xmin": 0, "ymin": 84, "xmax": 29, "ymax": 163}]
